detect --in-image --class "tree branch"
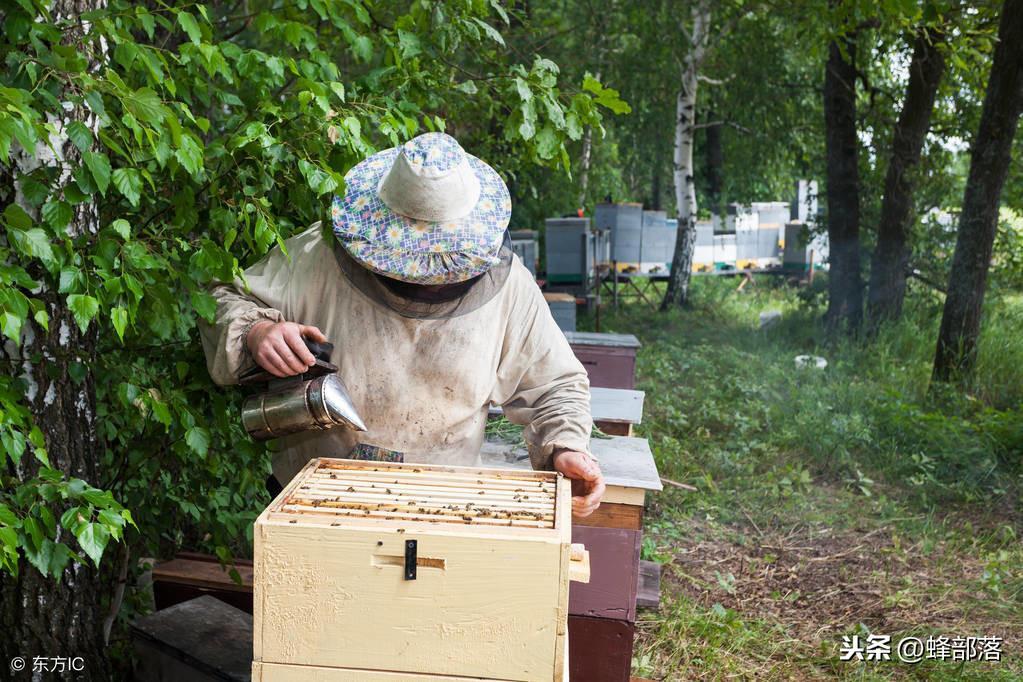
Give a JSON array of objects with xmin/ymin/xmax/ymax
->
[{"xmin": 697, "ymin": 73, "xmax": 732, "ymax": 85}]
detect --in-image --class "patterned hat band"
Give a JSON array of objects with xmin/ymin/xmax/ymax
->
[{"xmin": 377, "ymin": 150, "xmax": 482, "ymax": 223}]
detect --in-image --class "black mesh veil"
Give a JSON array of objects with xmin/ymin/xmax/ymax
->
[{"xmin": 331, "ymin": 231, "xmax": 514, "ymax": 319}]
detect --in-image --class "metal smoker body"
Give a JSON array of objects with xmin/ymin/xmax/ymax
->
[{"xmin": 239, "ymin": 339, "xmax": 367, "ymax": 441}]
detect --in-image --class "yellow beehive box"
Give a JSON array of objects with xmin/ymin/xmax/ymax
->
[{"xmin": 252, "ymin": 458, "xmax": 586, "ymax": 682}]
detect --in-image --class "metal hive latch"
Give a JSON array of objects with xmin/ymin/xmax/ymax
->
[{"xmin": 404, "ymin": 540, "xmax": 417, "ymax": 581}]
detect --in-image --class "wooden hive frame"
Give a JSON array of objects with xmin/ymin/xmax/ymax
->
[{"xmin": 253, "ymin": 458, "xmax": 583, "ymax": 681}]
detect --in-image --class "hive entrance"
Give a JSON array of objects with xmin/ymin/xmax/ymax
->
[{"xmin": 277, "ymin": 459, "xmax": 559, "ymax": 529}]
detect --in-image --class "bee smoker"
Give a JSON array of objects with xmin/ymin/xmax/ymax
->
[{"xmin": 238, "ymin": 339, "xmax": 367, "ymax": 441}]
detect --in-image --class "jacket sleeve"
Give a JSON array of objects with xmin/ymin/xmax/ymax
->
[
  {"xmin": 198, "ymin": 242, "xmax": 297, "ymax": 386},
  {"xmin": 497, "ymin": 275, "xmax": 592, "ymax": 471}
]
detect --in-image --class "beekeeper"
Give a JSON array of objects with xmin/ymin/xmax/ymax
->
[{"xmin": 200, "ymin": 132, "xmax": 604, "ymax": 516}]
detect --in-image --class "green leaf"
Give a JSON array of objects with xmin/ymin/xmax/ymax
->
[
  {"xmin": 60, "ymin": 506, "xmax": 85, "ymax": 533},
  {"xmin": 112, "ymin": 168, "xmax": 142, "ymax": 206},
  {"xmin": 66, "ymin": 121, "xmax": 93, "ymax": 151},
  {"xmin": 110, "ymin": 218, "xmax": 131, "ymax": 240},
  {"xmin": 81, "ymin": 151, "xmax": 111, "ymax": 195},
  {"xmin": 82, "ymin": 488, "xmax": 114, "ymax": 508},
  {"xmin": 47, "ymin": 542, "xmax": 73, "ymax": 579},
  {"xmin": 489, "ymin": 0, "xmax": 510, "ymax": 24},
  {"xmin": 8, "ymin": 228, "xmax": 55, "ymax": 265},
  {"xmin": 190, "ymin": 291, "xmax": 217, "ymax": 322},
  {"xmin": 122, "ymin": 88, "xmax": 164, "ymax": 124},
  {"xmin": 75, "ymin": 522, "xmax": 110, "ymax": 567},
  {"xmin": 298, "ymin": 159, "xmax": 338, "ymax": 195},
  {"xmin": 111, "ymin": 306, "xmax": 128, "ymax": 341},
  {"xmin": 1, "ymin": 430, "xmax": 26, "ymax": 466},
  {"xmin": 0, "ymin": 504, "xmax": 18, "ymax": 527},
  {"xmin": 514, "ymin": 77, "xmax": 532, "ymax": 102},
  {"xmin": 0, "ymin": 526, "xmax": 18, "ymax": 576},
  {"xmin": 534, "ymin": 126, "xmax": 559, "ymax": 159},
  {"xmin": 42, "ymin": 199, "xmax": 73, "ymax": 231},
  {"xmin": 175, "ymin": 135, "xmax": 204, "ymax": 177},
  {"xmin": 177, "ymin": 11, "xmax": 202, "ymax": 45},
  {"xmin": 23, "ymin": 516, "xmax": 42, "ymax": 552},
  {"xmin": 1, "ymin": 312, "xmax": 23, "ymax": 342},
  {"xmin": 24, "ymin": 537, "xmax": 54, "ymax": 576},
  {"xmin": 2, "ymin": 203, "xmax": 32, "ymax": 230},
  {"xmin": 472, "ymin": 18, "xmax": 505, "ymax": 45},
  {"xmin": 351, "ymin": 36, "xmax": 373, "ymax": 62},
  {"xmin": 67, "ymin": 294, "xmax": 99, "ymax": 333},
  {"xmin": 185, "ymin": 427, "xmax": 211, "ymax": 457}
]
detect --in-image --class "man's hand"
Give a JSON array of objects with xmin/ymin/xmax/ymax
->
[
  {"xmin": 247, "ymin": 320, "xmax": 328, "ymax": 377},
  {"xmin": 552, "ymin": 449, "xmax": 605, "ymax": 518}
]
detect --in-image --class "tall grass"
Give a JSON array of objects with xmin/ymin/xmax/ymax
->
[{"xmin": 583, "ymin": 276, "xmax": 1022, "ymax": 510}]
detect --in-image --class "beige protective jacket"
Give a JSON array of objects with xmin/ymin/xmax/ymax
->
[{"xmin": 200, "ymin": 223, "xmax": 592, "ymax": 485}]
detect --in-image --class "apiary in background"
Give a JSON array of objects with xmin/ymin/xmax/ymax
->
[{"xmin": 510, "ymin": 229, "xmax": 538, "ymax": 276}]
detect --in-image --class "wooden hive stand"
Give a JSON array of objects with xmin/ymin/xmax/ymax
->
[{"xmin": 481, "ymin": 436, "xmax": 663, "ymax": 682}]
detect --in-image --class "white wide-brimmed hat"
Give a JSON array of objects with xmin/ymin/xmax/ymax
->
[{"xmin": 330, "ymin": 133, "xmax": 512, "ymax": 284}]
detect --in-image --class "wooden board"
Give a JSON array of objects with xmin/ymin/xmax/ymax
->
[
  {"xmin": 490, "ymin": 387, "xmax": 644, "ymax": 427},
  {"xmin": 636, "ymin": 560, "xmax": 661, "ymax": 609},
  {"xmin": 253, "ymin": 661, "xmax": 505, "ymax": 681},
  {"xmin": 152, "ymin": 555, "xmax": 255, "ymax": 614},
  {"xmin": 481, "ymin": 436, "xmax": 662, "ymax": 495},
  {"xmin": 571, "ymin": 345, "xmax": 638, "ymax": 390},
  {"xmin": 130, "ymin": 596, "xmax": 252, "ymax": 682},
  {"xmin": 568, "ymin": 615, "xmax": 635, "ymax": 682},
  {"xmin": 543, "ymin": 292, "xmax": 577, "ymax": 303},
  {"xmin": 562, "ymin": 332, "xmax": 641, "ymax": 349},
  {"xmin": 569, "ymin": 526, "xmax": 642, "ymax": 622},
  {"xmin": 601, "ymin": 485, "xmax": 646, "ymax": 506},
  {"xmin": 574, "ymin": 502, "xmax": 643, "ymax": 531},
  {"xmin": 594, "ymin": 421, "xmax": 632, "ymax": 436},
  {"xmin": 254, "ymin": 457, "xmax": 574, "ymax": 682}
]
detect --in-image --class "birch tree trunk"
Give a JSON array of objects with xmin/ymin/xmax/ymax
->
[
  {"xmin": 578, "ymin": 124, "xmax": 594, "ymax": 208},
  {"xmin": 933, "ymin": 0, "xmax": 1023, "ymax": 381},
  {"xmin": 823, "ymin": 32, "xmax": 863, "ymax": 333},
  {"xmin": 662, "ymin": 0, "xmax": 711, "ymax": 310},
  {"xmin": 867, "ymin": 26, "xmax": 946, "ymax": 327},
  {"xmin": 0, "ymin": 0, "xmax": 113, "ymax": 676}
]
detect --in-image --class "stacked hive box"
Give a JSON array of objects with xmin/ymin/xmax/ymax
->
[
  {"xmin": 252, "ymin": 458, "xmax": 589, "ymax": 681},
  {"xmin": 510, "ymin": 229, "xmax": 538, "ymax": 276},
  {"xmin": 595, "ymin": 203, "xmax": 643, "ymax": 267},
  {"xmin": 481, "ymin": 436, "xmax": 662, "ymax": 682},
  {"xmin": 639, "ymin": 210, "xmax": 672, "ymax": 272},
  {"xmin": 751, "ymin": 201, "xmax": 789, "ymax": 268},
  {"xmin": 545, "ymin": 292, "xmax": 578, "ymax": 332},
  {"xmin": 563, "ymin": 332, "xmax": 641, "ymax": 391},
  {"xmin": 727, "ymin": 204, "xmax": 759, "ymax": 269},
  {"xmin": 713, "ymin": 232, "xmax": 737, "ymax": 268},
  {"xmin": 692, "ymin": 220, "xmax": 715, "ymax": 272},
  {"xmin": 545, "ymin": 218, "xmax": 593, "ymax": 285}
]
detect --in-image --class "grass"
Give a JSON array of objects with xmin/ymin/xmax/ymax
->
[{"xmin": 578, "ymin": 275, "xmax": 1022, "ymax": 680}]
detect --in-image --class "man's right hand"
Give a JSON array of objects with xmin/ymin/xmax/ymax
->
[{"xmin": 246, "ymin": 320, "xmax": 328, "ymax": 377}]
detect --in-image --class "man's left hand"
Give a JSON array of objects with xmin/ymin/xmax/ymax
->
[{"xmin": 552, "ymin": 449, "xmax": 605, "ymax": 518}]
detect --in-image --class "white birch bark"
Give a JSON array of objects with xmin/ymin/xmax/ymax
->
[{"xmin": 662, "ymin": 0, "xmax": 712, "ymax": 309}]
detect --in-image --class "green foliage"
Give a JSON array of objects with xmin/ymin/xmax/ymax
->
[
  {"xmin": 586, "ymin": 276, "xmax": 1021, "ymax": 515},
  {"xmin": 592, "ymin": 279, "xmax": 1023, "ymax": 678},
  {"xmin": 0, "ymin": 0, "xmax": 620, "ymax": 582}
]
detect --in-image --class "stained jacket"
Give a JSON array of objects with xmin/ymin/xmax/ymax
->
[{"xmin": 199, "ymin": 223, "xmax": 592, "ymax": 485}]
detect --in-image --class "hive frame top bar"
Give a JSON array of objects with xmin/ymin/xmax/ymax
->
[{"xmin": 260, "ymin": 457, "xmax": 570, "ymax": 541}]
